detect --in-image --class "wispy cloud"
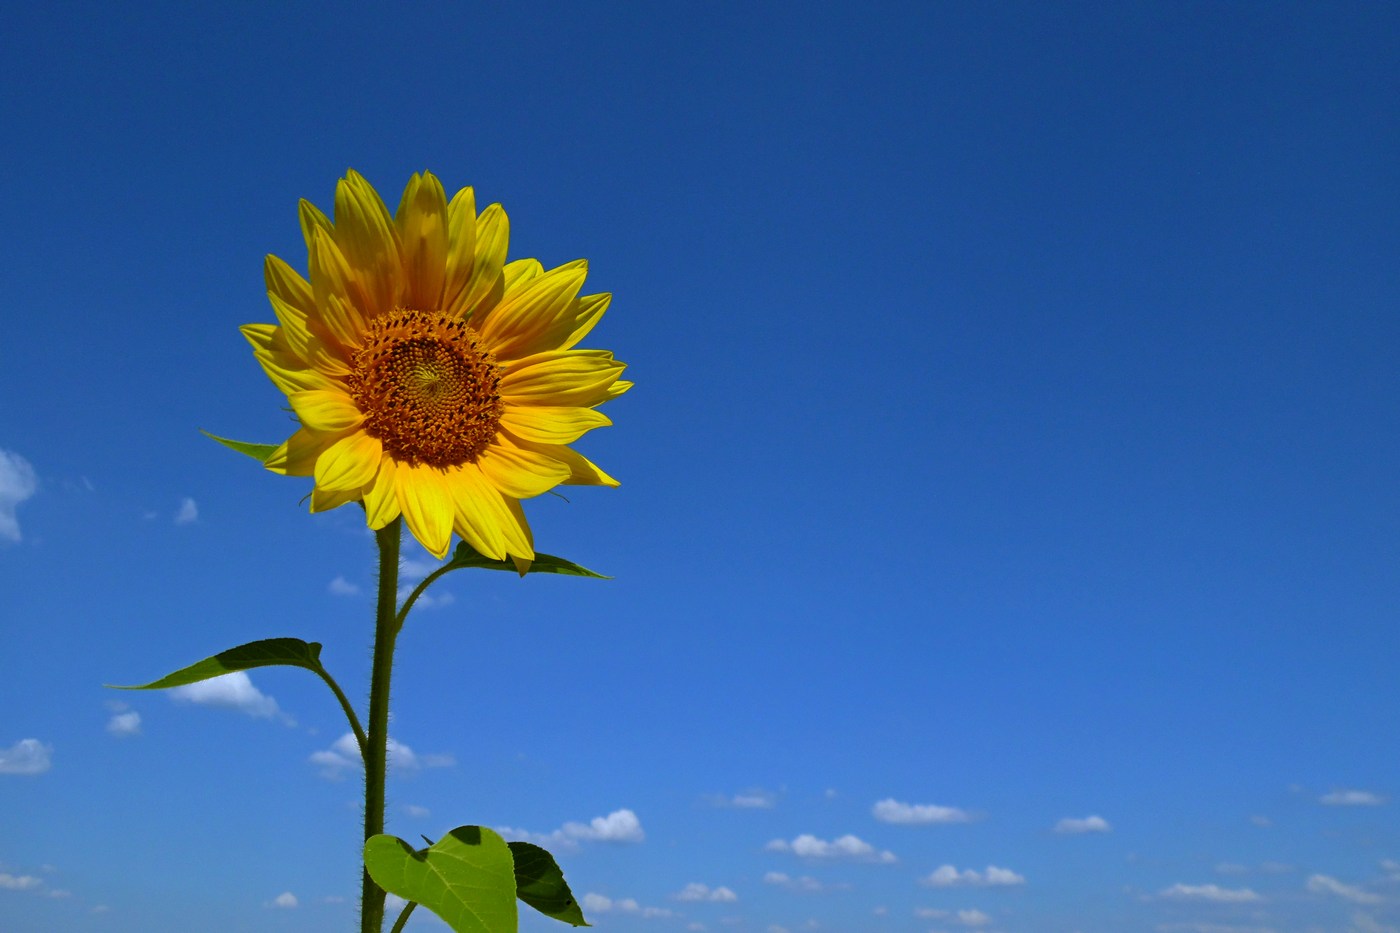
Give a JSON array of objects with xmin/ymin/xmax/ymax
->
[
  {"xmin": 1158, "ymin": 883, "xmax": 1263, "ymax": 903},
  {"xmin": 0, "ymin": 449, "xmax": 38, "ymax": 543},
  {"xmin": 1320, "ymin": 789, "xmax": 1386, "ymax": 806},
  {"xmin": 0, "ymin": 739, "xmax": 52, "ymax": 775},
  {"xmin": 403, "ymin": 804, "xmax": 431, "ymax": 818},
  {"xmin": 872, "ymin": 798, "xmax": 972, "ymax": 825},
  {"xmin": 1306, "ymin": 874, "xmax": 1381, "ymax": 904},
  {"xmin": 264, "ymin": 892, "xmax": 298, "ymax": 909},
  {"xmin": 0, "ymin": 873, "xmax": 43, "ymax": 890},
  {"xmin": 499, "ymin": 809, "xmax": 645, "ymax": 851},
  {"xmin": 920, "ymin": 864, "xmax": 1025, "ymax": 887},
  {"xmin": 169, "ymin": 672, "xmax": 292, "ymax": 725},
  {"xmin": 706, "ymin": 788, "xmax": 777, "ymax": 809},
  {"xmin": 765, "ymin": 834, "xmax": 896, "ymax": 863},
  {"xmin": 763, "ymin": 872, "xmax": 845, "ymax": 893},
  {"xmin": 675, "ymin": 883, "xmax": 737, "ymax": 902},
  {"xmin": 174, "ymin": 497, "xmax": 198, "ymax": 525},
  {"xmin": 580, "ymin": 892, "xmax": 672, "ymax": 918},
  {"xmin": 328, "ymin": 576, "xmax": 361, "ymax": 597},
  {"xmin": 106, "ymin": 711, "xmax": 141, "ymax": 737},
  {"xmin": 1055, "ymin": 815, "xmax": 1111, "ymax": 834},
  {"xmin": 310, "ymin": 733, "xmax": 454, "ymax": 780}
]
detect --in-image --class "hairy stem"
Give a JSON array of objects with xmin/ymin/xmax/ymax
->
[{"xmin": 361, "ymin": 518, "xmax": 402, "ymax": 933}]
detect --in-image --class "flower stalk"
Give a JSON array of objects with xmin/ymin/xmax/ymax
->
[{"xmin": 361, "ymin": 517, "xmax": 403, "ymax": 933}]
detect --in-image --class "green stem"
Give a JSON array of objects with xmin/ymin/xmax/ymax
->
[
  {"xmin": 314, "ymin": 664, "xmax": 367, "ymax": 758},
  {"xmin": 388, "ymin": 901, "xmax": 417, "ymax": 933},
  {"xmin": 361, "ymin": 517, "xmax": 402, "ymax": 933},
  {"xmin": 394, "ymin": 563, "xmax": 457, "ymax": 631}
]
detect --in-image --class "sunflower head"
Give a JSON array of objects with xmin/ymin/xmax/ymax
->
[{"xmin": 242, "ymin": 170, "xmax": 630, "ymax": 566}]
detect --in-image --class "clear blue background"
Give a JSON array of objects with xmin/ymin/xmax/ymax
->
[{"xmin": 2, "ymin": 2, "xmax": 1397, "ymax": 931}]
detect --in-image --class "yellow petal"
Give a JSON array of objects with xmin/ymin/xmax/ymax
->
[
  {"xmin": 397, "ymin": 463, "xmax": 455, "ymax": 559},
  {"xmin": 475, "ymin": 435, "xmax": 571, "ymax": 499},
  {"xmin": 500, "ymin": 350, "xmax": 626, "ymax": 407},
  {"xmin": 299, "ymin": 198, "xmax": 334, "ymax": 254},
  {"xmin": 396, "ymin": 172, "xmax": 449, "ymax": 311},
  {"xmin": 503, "ymin": 432, "xmax": 619, "ymax": 486},
  {"xmin": 362, "ymin": 456, "xmax": 401, "ymax": 529},
  {"xmin": 447, "ymin": 203, "xmax": 508, "ymax": 322},
  {"xmin": 290, "ymin": 389, "xmax": 364, "ymax": 432},
  {"xmin": 309, "ymin": 227, "xmax": 371, "ymax": 347},
  {"xmin": 265, "ymin": 254, "xmax": 316, "ymax": 319},
  {"xmin": 441, "ymin": 186, "xmax": 477, "ymax": 313},
  {"xmin": 499, "ymin": 406, "xmax": 611, "ymax": 444},
  {"xmin": 333, "ymin": 170, "xmax": 403, "ymax": 319},
  {"xmin": 314, "ymin": 432, "xmax": 382, "ymax": 492},
  {"xmin": 503, "ymin": 497, "xmax": 535, "ymax": 574},
  {"xmin": 311, "ymin": 485, "xmax": 360, "ymax": 513},
  {"xmin": 446, "ymin": 464, "xmax": 508, "ymax": 560},
  {"xmin": 478, "ymin": 263, "xmax": 588, "ymax": 360},
  {"xmin": 604, "ymin": 379, "xmax": 634, "ymax": 401},
  {"xmin": 264, "ymin": 426, "xmax": 350, "ymax": 477},
  {"xmin": 502, "ymin": 258, "xmax": 543, "ymax": 291}
]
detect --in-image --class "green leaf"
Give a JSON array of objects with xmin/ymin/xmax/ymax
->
[
  {"xmin": 365, "ymin": 827, "xmax": 517, "ymax": 933},
  {"xmin": 108, "ymin": 638, "xmax": 323, "ymax": 690},
  {"xmin": 202, "ymin": 430, "xmax": 278, "ymax": 463},
  {"xmin": 449, "ymin": 542, "xmax": 610, "ymax": 579},
  {"xmin": 508, "ymin": 842, "xmax": 589, "ymax": 926}
]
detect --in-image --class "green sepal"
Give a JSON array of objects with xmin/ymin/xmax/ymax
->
[
  {"xmin": 107, "ymin": 638, "xmax": 324, "ymax": 690},
  {"xmin": 364, "ymin": 827, "xmax": 517, "ymax": 933},
  {"xmin": 201, "ymin": 430, "xmax": 278, "ymax": 463},
  {"xmin": 449, "ymin": 542, "xmax": 610, "ymax": 579},
  {"xmin": 509, "ymin": 841, "xmax": 589, "ymax": 926}
]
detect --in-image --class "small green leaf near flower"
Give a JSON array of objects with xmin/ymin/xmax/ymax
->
[
  {"xmin": 364, "ymin": 827, "xmax": 517, "ymax": 933},
  {"xmin": 108, "ymin": 638, "xmax": 324, "ymax": 690}
]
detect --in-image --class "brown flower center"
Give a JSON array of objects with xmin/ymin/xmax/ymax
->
[{"xmin": 346, "ymin": 308, "xmax": 503, "ymax": 468}]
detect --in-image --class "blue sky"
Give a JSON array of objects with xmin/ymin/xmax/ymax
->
[{"xmin": 2, "ymin": 2, "xmax": 1398, "ymax": 931}]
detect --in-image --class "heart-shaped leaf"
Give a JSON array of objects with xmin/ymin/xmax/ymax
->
[
  {"xmin": 449, "ymin": 542, "xmax": 609, "ymax": 578},
  {"xmin": 509, "ymin": 841, "xmax": 589, "ymax": 926},
  {"xmin": 108, "ymin": 638, "xmax": 324, "ymax": 690},
  {"xmin": 365, "ymin": 827, "xmax": 517, "ymax": 933},
  {"xmin": 202, "ymin": 430, "xmax": 279, "ymax": 463}
]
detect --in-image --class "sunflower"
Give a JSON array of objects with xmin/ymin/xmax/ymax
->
[{"xmin": 241, "ymin": 170, "xmax": 629, "ymax": 566}]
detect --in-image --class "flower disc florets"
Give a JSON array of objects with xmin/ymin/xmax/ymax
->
[{"xmin": 347, "ymin": 309, "xmax": 504, "ymax": 468}]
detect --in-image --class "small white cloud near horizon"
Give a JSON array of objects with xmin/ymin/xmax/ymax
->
[
  {"xmin": 265, "ymin": 892, "xmax": 298, "ymax": 909},
  {"xmin": 174, "ymin": 497, "xmax": 198, "ymax": 525},
  {"xmin": 1306, "ymin": 874, "xmax": 1381, "ymax": 904},
  {"xmin": 580, "ymin": 892, "xmax": 672, "ymax": 918},
  {"xmin": 675, "ymin": 883, "xmax": 737, "ymax": 903},
  {"xmin": 921, "ymin": 865, "xmax": 1025, "ymax": 887},
  {"xmin": 955, "ymin": 908, "xmax": 992, "ymax": 927},
  {"xmin": 0, "ymin": 449, "xmax": 38, "ymax": 543},
  {"xmin": 707, "ymin": 788, "xmax": 777, "ymax": 809},
  {"xmin": 311, "ymin": 733, "xmax": 454, "ymax": 780},
  {"xmin": 328, "ymin": 576, "xmax": 361, "ymax": 597},
  {"xmin": 1158, "ymin": 883, "xmax": 1263, "ymax": 903},
  {"xmin": 1320, "ymin": 789, "xmax": 1386, "ymax": 807},
  {"xmin": 106, "ymin": 711, "xmax": 141, "ymax": 737},
  {"xmin": 872, "ymin": 798, "xmax": 972, "ymax": 825},
  {"xmin": 499, "ymin": 809, "xmax": 645, "ymax": 850},
  {"xmin": 0, "ymin": 739, "xmax": 53, "ymax": 775},
  {"xmin": 1055, "ymin": 815, "xmax": 1111, "ymax": 834},
  {"xmin": 168, "ymin": 672, "xmax": 293, "ymax": 725},
  {"xmin": 0, "ymin": 873, "xmax": 43, "ymax": 890},
  {"xmin": 765, "ymin": 834, "xmax": 896, "ymax": 864}
]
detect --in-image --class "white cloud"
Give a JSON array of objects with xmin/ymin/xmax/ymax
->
[
  {"xmin": 310, "ymin": 733, "xmax": 453, "ymax": 780},
  {"xmin": 676, "ymin": 883, "xmax": 737, "ymax": 902},
  {"xmin": 708, "ymin": 788, "xmax": 777, "ymax": 809},
  {"xmin": 1159, "ymin": 883, "xmax": 1263, "ymax": 903},
  {"xmin": 169, "ymin": 672, "xmax": 291, "ymax": 724},
  {"xmin": 1055, "ymin": 815, "xmax": 1111, "ymax": 834},
  {"xmin": 46, "ymin": 888, "xmax": 71, "ymax": 899},
  {"xmin": 328, "ymin": 576, "xmax": 361, "ymax": 596},
  {"xmin": 498, "ymin": 809, "xmax": 645, "ymax": 851},
  {"xmin": 1321, "ymin": 789, "xmax": 1386, "ymax": 807},
  {"xmin": 1250, "ymin": 815, "xmax": 1273, "ymax": 828},
  {"xmin": 0, "ymin": 739, "xmax": 52, "ymax": 775},
  {"xmin": 1350, "ymin": 912, "xmax": 1400, "ymax": 933},
  {"xmin": 956, "ymin": 908, "xmax": 992, "ymax": 927},
  {"xmin": 174, "ymin": 497, "xmax": 198, "ymax": 525},
  {"xmin": 403, "ymin": 804, "xmax": 431, "ymax": 818},
  {"xmin": 0, "ymin": 874, "xmax": 42, "ymax": 890},
  {"xmin": 0, "ymin": 450, "xmax": 37, "ymax": 543},
  {"xmin": 920, "ymin": 865, "xmax": 1025, "ymax": 887},
  {"xmin": 765, "ymin": 834, "xmax": 896, "ymax": 863},
  {"xmin": 266, "ymin": 892, "xmax": 298, "ymax": 908},
  {"xmin": 763, "ymin": 872, "xmax": 833, "ymax": 893},
  {"xmin": 1307, "ymin": 874, "xmax": 1382, "ymax": 904},
  {"xmin": 580, "ymin": 892, "xmax": 671, "ymax": 918},
  {"xmin": 872, "ymin": 798, "xmax": 972, "ymax": 825},
  {"xmin": 1381, "ymin": 859, "xmax": 1400, "ymax": 881},
  {"xmin": 396, "ymin": 586, "xmax": 456, "ymax": 610},
  {"xmin": 106, "ymin": 711, "xmax": 141, "ymax": 737}
]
